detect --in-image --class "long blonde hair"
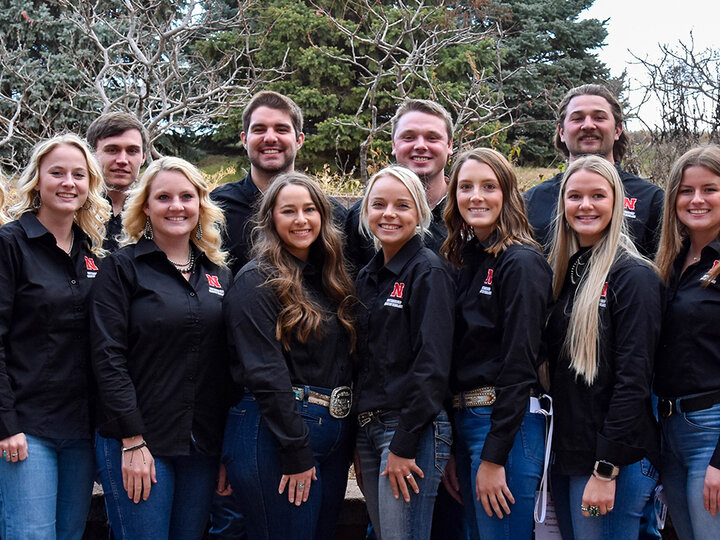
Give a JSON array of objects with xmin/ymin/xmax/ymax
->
[
  {"xmin": 656, "ymin": 145, "xmax": 720, "ymax": 285},
  {"xmin": 121, "ymin": 156, "xmax": 228, "ymax": 267},
  {"xmin": 549, "ymin": 156, "xmax": 649, "ymax": 384},
  {"xmin": 0, "ymin": 175, "xmax": 7, "ymax": 226},
  {"xmin": 442, "ymin": 148, "xmax": 538, "ymax": 266},
  {"xmin": 8, "ymin": 134, "xmax": 110, "ymax": 256},
  {"xmin": 252, "ymin": 172, "xmax": 356, "ymax": 351}
]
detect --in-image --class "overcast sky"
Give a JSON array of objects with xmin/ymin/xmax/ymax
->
[{"xmin": 580, "ymin": 0, "xmax": 715, "ymax": 129}]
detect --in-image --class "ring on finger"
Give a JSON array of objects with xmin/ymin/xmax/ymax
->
[
  {"xmin": 607, "ymin": 506, "xmax": 614, "ymax": 511},
  {"xmin": 405, "ymin": 473, "xmax": 413, "ymax": 480},
  {"xmin": 588, "ymin": 505, "xmax": 600, "ymax": 517},
  {"xmin": 297, "ymin": 482, "xmax": 305, "ymax": 490},
  {"xmin": 10, "ymin": 453, "xmax": 17, "ymax": 457}
]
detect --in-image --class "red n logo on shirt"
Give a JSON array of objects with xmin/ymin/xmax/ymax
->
[
  {"xmin": 205, "ymin": 274, "xmax": 222, "ymax": 288},
  {"xmin": 712, "ymin": 260, "xmax": 720, "ymax": 271},
  {"xmin": 624, "ymin": 198, "xmax": 637, "ymax": 210},
  {"xmin": 484, "ymin": 269, "xmax": 494, "ymax": 285},
  {"xmin": 84, "ymin": 256, "xmax": 98, "ymax": 271},
  {"xmin": 601, "ymin": 282, "xmax": 608, "ymax": 298},
  {"xmin": 390, "ymin": 282, "xmax": 405, "ymax": 299}
]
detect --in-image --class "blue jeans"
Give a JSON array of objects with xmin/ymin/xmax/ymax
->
[
  {"xmin": 96, "ymin": 434, "xmax": 218, "ymax": 540},
  {"xmin": 454, "ymin": 404, "xmax": 545, "ymax": 540},
  {"xmin": 0, "ymin": 434, "xmax": 94, "ymax": 540},
  {"xmin": 660, "ymin": 401, "xmax": 720, "ymax": 540},
  {"xmin": 208, "ymin": 490, "xmax": 247, "ymax": 539},
  {"xmin": 222, "ymin": 391, "xmax": 353, "ymax": 540},
  {"xmin": 552, "ymin": 458, "xmax": 658, "ymax": 540},
  {"xmin": 356, "ymin": 410, "xmax": 451, "ymax": 540}
]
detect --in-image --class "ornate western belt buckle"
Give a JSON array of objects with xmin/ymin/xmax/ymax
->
[
  {"xmin": 329, "ymin": 386, "xmax": 352, "ymax": 419},
  {"xmin": 469, "ymin": 387, "xmax": 496, "ymax": 407}
]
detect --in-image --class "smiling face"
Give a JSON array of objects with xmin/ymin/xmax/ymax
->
[
  {"xmin": 272, "ymin": 183, "xmax": 321, "ymax": 261},
  {"xmin": 35, "ymin": 143, "xmax": 90, "ymax": 220},
  {"xmin": 95, "ymin": 129, "xmax": 145, "ymax": 190},
  {"xmin": 564, "ymin": 169, "xmax": 615, "ymax": 247},
  {"xmin": 392, "ymin": 111, "xmax": 452, "ymax": 186},
  {"xmin": 676, "ymin": 165, "xmax": 720, "ymax": 242},
  {"xmin": 366, "ymin": 174, "xmax": 420, "ymax": 262},
  {"xmin": 241, "ymin": 106, "xmax": 304, "ymax": 182},
  {"xmin": 558, "ymin": 95, "xmax": 622, "ymax": 162},
  {"xmin": 456, "ymin": 159, "xmax": 503, "ymax": 242},
  {"xmin": 143, "ymin": 170, "xmax": 200, "ymax": 244}
]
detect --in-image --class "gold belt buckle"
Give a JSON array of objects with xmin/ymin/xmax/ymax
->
[{"xmin": 329, "ymin": 386, "xmax": 352, "ymax": 419}]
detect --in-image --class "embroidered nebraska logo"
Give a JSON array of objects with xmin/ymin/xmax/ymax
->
[
  {"xmin": 390, "ymin": 282, "xmax": 405, "ymax": 299},
  {"xmin": 484, "ymin": 269, "xmax": 494, "ymax": 285},
  {"xmin": 624, "ymin": 198, "xmax": 637, "ymax": 210},
  {"xmin": 206, "ymin": 274, "xmax": 222, "ymax": 289},
  {"xmin": 601, "ymin": 282, "xmax": 608, "ymax": 298},
  {"xmin": 84, "ymin": 256, "xmax": 98, "ymax": 271}
]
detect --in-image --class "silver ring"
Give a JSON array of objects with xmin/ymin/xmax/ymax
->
[
  {"xmin": 580, "ymin": 505, "xmax": 589, "ymax": 512},
  {"xmin": 607, "ymin": 506, "xmax": 614, "ymax": 511},
  {"xmin": 10, "ymin": 453, "xmax": 17, "ymax": 457},
  {"xmin": 405, "ymin": 474, "xmax": 413, "ymax": 480},
  {"xmin": 297, "ymin": 482, "xmax": 305, "ymax": 489},
  {"xmin": 588, "ymin": 505, "xmax": 600, "ymax": 517}
]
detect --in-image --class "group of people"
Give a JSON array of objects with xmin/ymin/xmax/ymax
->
[{"xmin": 0, "ymin": 84, "xmax": 717, "ymax": 540}]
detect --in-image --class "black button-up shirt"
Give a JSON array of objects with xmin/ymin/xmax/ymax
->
[
  {"xmin": 212, "ymin": 173, "xmax": 348, "ymax": 275},
  {"xmin": 546, "ymin": 250, "xmax": 663, "ymax": 475},
  {"xmin": 344, "ymin": 198, "xmax": 448, "ymax": 276},
  {"xmin": 103, "ymin": 196, "xmax": 123, "ymax": 253},
  {"xmin": 224, "ymin": 255, "xmax": 353, "ymax": 474},
  {"xmin": 0, "ymin": 213, "xmax": 101, "ymax": 440},
  {"xmin": 655, "ymin": 238, "xmax": 720, "ymax": 469},
  {"xmin": 355, "ymin": 235, "xmax": 454, "ymax": 458},
  {"xmin": 524, "ymin": 165, "xmax": 664, "ymax": 257},
  {"xmin": 90, "ymin": 238, "xmax": 232, "ymax": 456},
  {"xmin": 452, "ymin": 238, "xmax": 553, "ymax": 466}
]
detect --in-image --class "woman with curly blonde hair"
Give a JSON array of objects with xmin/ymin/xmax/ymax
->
[
  {"xmin": 90, "ymin": 156, "xmax": 233, "ymax": 539},
  {"xmin": 0, "ymin": 134, "xmax": 110, "ymax": 539},
  {"xmin": 545, "ymin": 155, "xmax": 662, "ymax": 539},
  {"xmin": 222, "ymin": 172, "xmax": 356, "ymax": 539}
]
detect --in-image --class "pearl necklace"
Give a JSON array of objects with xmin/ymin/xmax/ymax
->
[{"xmin": 168, "ymin": 249, "xmax": 195, "ymax": 274}]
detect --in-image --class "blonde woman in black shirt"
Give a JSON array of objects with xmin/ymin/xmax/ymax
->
[
  {"xmin": 654, "ymin": 145, "xmax": 720, "ymax": 539},
  {"xmin": 545, "ymin": 155, "xmax": 662, "ymax": 539},
  {"xmin": 0, "ymin": 134, "xmax": 110, "ymax": 539},
  {"xmin": 221, "ymin": 172, "xmax": 356, "ymax": 540},
  {"xmin": 91, "ymin": 157, "xmax": 232, "ymax": 539},
  {"xmin": 442, "ymin": 148, "xmax": 553, "ymax": 539}
]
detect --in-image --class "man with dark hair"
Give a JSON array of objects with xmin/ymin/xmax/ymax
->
[
  {"xmin": 344, "ymin": 98, "xmax": 454, "ymax": 272},
  {"xmin": 87, "ymin": 112, "xmax": 148, "ymax": 251},
  {"xmin": 211, "ymin": 90, "xmax": 346, "ymax": 275},
  {"xmin": 524, "ymin": 84, "xmax": 664, "ymax": 257}
]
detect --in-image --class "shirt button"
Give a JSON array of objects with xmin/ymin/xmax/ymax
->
[
  {"xmin": 189, "ymin": 292, "xmax": 196, "ymax": 297},
  {"xmin": 70, "ymin": 279, "xmax": 77, "ymax": 285}
]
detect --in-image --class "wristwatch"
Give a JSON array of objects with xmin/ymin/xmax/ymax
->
[{"xmin": 593, "ymin": 460, "xmax": 620, "ymax": 480}]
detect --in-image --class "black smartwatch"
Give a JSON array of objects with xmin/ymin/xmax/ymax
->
[{"xmin": 593, "ymin": 460, "xmax": 620, "ymax": 480}]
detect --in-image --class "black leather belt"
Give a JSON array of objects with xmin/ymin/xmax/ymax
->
[{"xmin": 658, "ymin": 389, "xmax": 720, "ymax": 418}]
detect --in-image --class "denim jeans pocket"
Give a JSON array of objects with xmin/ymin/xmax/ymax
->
[
  {"xmin": 434, "ymin": 420, "xmax": 452, "ymax": 473},
  {"xmin": 640, "ymin": 457, "xmax": 659, "ymax": 481},
  {"xmin": 682, "ymin": 403, "xmax": 720, "ymax": 432},
  {"xmin": 376, "ymin": 410, "xmax": 401, "ymax": 429},
  {"xmin": 520, "ymin": 413, "xmax": 546, "ymax": 466},
  {"xmin": 222, "ymin": 406, "xmax": 248, "ymax": 465}
]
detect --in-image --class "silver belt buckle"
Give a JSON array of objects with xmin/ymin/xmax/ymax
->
[{"xmin": 329, "ymin": 386, "xmax": 352, "ymax": 419}]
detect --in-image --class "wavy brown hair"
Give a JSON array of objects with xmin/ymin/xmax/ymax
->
[
  {"xmin": 252, "ymin": 172, "xmax": 356, "ymax": 351},
  {"xmin": 442, "ymin": 148, "xmax": 538, "ymax": 267},
  {"xmin": 656, "ymin": 145, "xmax": 720, "ymax": 285}
]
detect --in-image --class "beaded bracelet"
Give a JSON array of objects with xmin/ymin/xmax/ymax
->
[{"xmin": 121, "ymin": 440, "xmax": 147, "ymax": 454}]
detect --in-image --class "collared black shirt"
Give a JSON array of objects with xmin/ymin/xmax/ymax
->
[
  {"xmin": 224, "ymin": 254, "xmax": 353, "ymax": 474},
  {"xmin": 90, "ymin": 238, "xmax": 232, "ymax": 457},
  {"xmin": 344, "ymin": 197, "xmax": 448, "ymax": 276},
  {"xmin": 654, "ymin": 238, "xmax": 720, "ymax": 469},
  {"xmin": 103, "ymin": 195, "xmax": 123, "ymax": 253},
  {"xmin": 524, "ymin": 164, "xmax": 664, "ymax": 257},
  {"xmin": 546, "ymin": 250, "xmax": 663, "ymax": 475},
  {"xmin": 212, "ymin": 173, "xmax": 348, "ymax": 275},
  {"xmin": 452, "ymin": 238, "xmax": 553, "ymax": 466},
  {"xmin": 355, "ymin": 235, "xmax": 454, "ymax": 458},
  {"xmin": 0, "ymin": 213, "xmax": 101, "ymax": 440}
]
